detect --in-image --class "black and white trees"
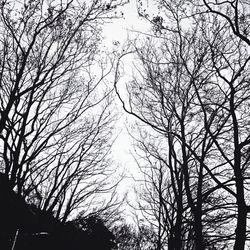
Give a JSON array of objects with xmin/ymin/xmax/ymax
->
[
  {"xmin": 0, "ymin": 0, "xmax": 126, "ymax": 222},
  {"xmin": 115, "ymin": 0, "xmax": 250, "ymax": 249}
]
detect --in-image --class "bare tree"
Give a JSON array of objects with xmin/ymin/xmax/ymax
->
[
  {"xmin": 114, "ymin": 1, "xmax": 248, "ymax": 248},
  {"xmin": 188, "ymin": 1, "xmax": 250, "ymax": 249},
  {"xmin": 112, "ymin": 219, "xmax": 158, "ymax": 250},
  {"xmin": 130, "ymin": 125, "xmax": 187, "ymax": 250},
  {"xmin": 0, "ymin": 0, "xmax": 127, "ymax": 221}
]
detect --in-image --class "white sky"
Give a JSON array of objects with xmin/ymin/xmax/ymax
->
[
  {"xmin": 102, "ymin": 0, "xmax": 150, "ymax": 169},
  {"xmin": 101, "ymin": 0, "xmax": 153, "ymax": 216},
  {"xmin": 102, "ymin": 0, "xmax": 150, "ymax": 47}
]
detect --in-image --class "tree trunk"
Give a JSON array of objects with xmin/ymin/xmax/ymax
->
[
  {"xmin": 233, "ymin": 197, "xmax": 247, "ymax": 250},
  {"xmin": 193, "ymin": 217, "xmax": 204, "ymax": 250},
  {"xmin": 173, "ymin": 194, "xmax": 183, "ymax": 250},
  {"xmin": 233, "ymin": 147, "xmax": 247, "ymax": 250}
]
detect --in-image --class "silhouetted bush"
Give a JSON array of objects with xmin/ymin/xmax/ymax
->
[{"xmin": 0, "ymin": 173, "xmax": 116, "ymax": 250}]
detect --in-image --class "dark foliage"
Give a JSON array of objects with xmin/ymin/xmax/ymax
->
[{"xmin": 0, "ymin": 173, "xmax": 116, "ymax": 250}]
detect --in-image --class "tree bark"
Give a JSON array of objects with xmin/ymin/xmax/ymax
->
[{"xmin": 234, "ymin": 205, "xmax": 247, "ymax": 250}]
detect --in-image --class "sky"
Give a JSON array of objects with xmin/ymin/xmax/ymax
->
[
  {"xmin": 102, "ymin": 0, "xmax": 150, "ymax": 47},
  {"xmin": 102, "ymin": 0, "xmax": 149, "ymax": 170},
  {"xmin": 101, "ymin": 0, "xmax": 153, "ymax": 219}
]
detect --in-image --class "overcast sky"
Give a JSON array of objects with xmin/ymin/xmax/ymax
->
[
  {"xmin": 102, "ymin": 0, "xmax": 147, "ymax": 167},
  {"xmin": 103, "ymin": 0, "xmax": 150, "ymax": 46},
  {"xmin": 101, "ymin": 0, "xmax": 153, "ymax": 212}
]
